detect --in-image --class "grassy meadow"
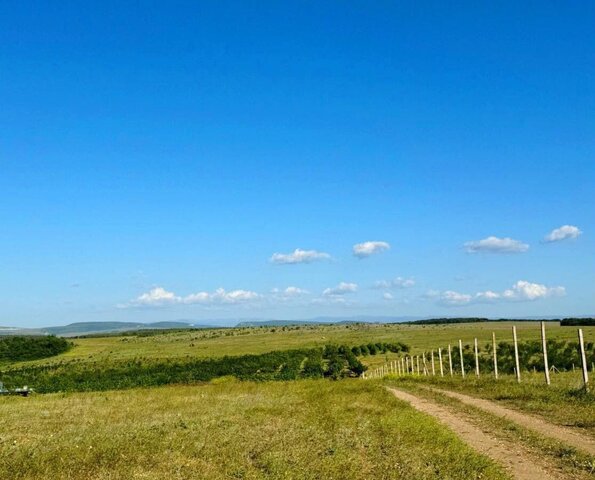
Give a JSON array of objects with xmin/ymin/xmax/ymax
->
[
  {"xmin": 0, "ymin": 379, "xmax": 507, "ymax": 480},
  {"xmin": 1, "ymin": 321, "xmax": 594, "ymax": 479},
  {"xmin": 4, "ymin": 321, "xmax": 594, "ymax": 369}
]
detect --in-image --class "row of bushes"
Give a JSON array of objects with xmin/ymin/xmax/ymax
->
[
  {"xmin": 0, "ymin": 336, "xmax": 72, "ymax": 362},
  {"xmin": 350, "ymin": 341, "xmax": 409, "ymax": 356},
  {"xmin": 0, "ymin": 343, "xmax": 375, "ymax": 393},
  {"xmin": 430, "ymin": 340, "xmax": 595, "ymax": 374},
  {"xmin": 409, "ymin": 318, "xmax": 563, "ymax": 325},
  {"xmin": 560, "ymin": 318, "xmax": 595, "ymax": 326}
]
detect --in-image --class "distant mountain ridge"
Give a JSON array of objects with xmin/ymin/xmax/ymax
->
[
  {"xmin": 2, "ymin": 314, "xmax": 593, "ymax": 337},
  {"xmin": 43, "ymin": 321, "xmax": 198, "ymax": 336},
  {"xmin": 0, "ymin": 321, "xmax": 201, "ymax": 337}
]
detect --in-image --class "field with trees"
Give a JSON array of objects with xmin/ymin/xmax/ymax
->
[
  {"xmin": 3, "ymin": 321, "xmax": 591, "ymax": 368},
  {"xmin": 1, "ymin": 321, "xmax": 594, "ymax": 479}
]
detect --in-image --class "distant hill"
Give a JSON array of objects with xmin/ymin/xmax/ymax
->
[
  {"xmin": 0, "ymin": 326, "xmax": 46, "ymax": 336},
  {"xmin": 235, "ymin": 316, "xmax": 422, "ymax": 327},
  {"xmin": 236, "ymin": 320, "xmax": 323, "ymax": 327},
  {"xmin": 1, "ymin": 321, "xmax": 217, "ymax": 337},
  {"xmin": 43, "ymin": 321, "xmax": 199, "ymax": 337},
  {"xmin": 3, "ymin": 314, "xmax": 593, "ymax": 338}
]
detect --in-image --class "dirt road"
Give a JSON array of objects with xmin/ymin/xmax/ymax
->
[
  {"xmin": 430, "ymin": 387, "xmax": 595, "ymax": 456},
  {"xmin": 388, "ymin": 387, "xmax": 568, "ymax": 480}
]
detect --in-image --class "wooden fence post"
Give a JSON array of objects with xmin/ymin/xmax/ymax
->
[
  {"xmin": 448, "ymin": 344, "xmax": 453, "ymax": 376},
  {"xmin": 474, "ymin": 338, "xmax": 480, "ymax": 377},
  {"xmin": 416, "ymin": 356, "xmax": 420, "ymax": 375},
  {"xmin": 431, "ymin": 350, "xmax": 436, "ymax": 376},
  {"xmin": 541, "ymin": 321, "xmax": 551, "ymax": 386},
  {"xmin": 422, "ymin": 353, "xmax": 428, "ymax": 376},
  {"xmin": 512, "ymin": 325, "xmax": 521, "ymax": 383},
  {"xmin": 459, "ymin": 340, "xmax": 465, "ymax": 377},
  {"xmin": 402, "ymin": 357, "xmax": 405, "ymax": 375},
  {"xmin": 438, "ymin": 348, "xmax": 444, "ymax": 376},
  {"xmin": 405, "ymin": 356, "xmax": 409, "ymax": 374},
  {"xmin": 578, "ymin": 329, "xmax": 590, "ymax": 391},
  {"xmin": 492, "ymin": 332, "xmax": 498, "ymax": 379}
]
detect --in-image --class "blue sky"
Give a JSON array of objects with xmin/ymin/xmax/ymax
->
[{"xmin": 1, "ymin": 2, "xmax": 593, "ymax": 327}]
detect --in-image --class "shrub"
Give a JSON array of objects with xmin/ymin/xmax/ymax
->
[{"xmin": 0, "ymin": 336, "xmax": 71, "ymax": 362}]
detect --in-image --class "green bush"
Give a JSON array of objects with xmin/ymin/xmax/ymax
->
[
  {"xmin": 0, "ymin": 343, "xmax": 376, "ymax": 393},
  {"xmin": 0, "ymin": 336, "xmax": 72, "ymax": 362}
]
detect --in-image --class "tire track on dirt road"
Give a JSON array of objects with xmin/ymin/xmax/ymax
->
[
  {"xmin": 388, "ymin": 387, "xmax": 567, "ymax": 480},
  {"xmin": 428, "ymin": 387, "xmax": 595, "ymax": 456}
]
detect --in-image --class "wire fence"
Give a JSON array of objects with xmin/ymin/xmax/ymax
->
[{"xmin": 362, "ymin": 322, "xmax": 592, "ymax": 391}]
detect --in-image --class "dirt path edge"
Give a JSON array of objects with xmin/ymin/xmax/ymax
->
[{"xmin": 388, "ymin": 387, "xmax": 565, "ymax": 480}]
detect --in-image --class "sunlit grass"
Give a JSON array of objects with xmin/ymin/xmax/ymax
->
[
  {"xmin": 0, "ymin": 379, "xmax": 508, "ymax": 480},
  {"xmin": 5, "ymin": 321, "xmax": 594, "ymax": 370}
]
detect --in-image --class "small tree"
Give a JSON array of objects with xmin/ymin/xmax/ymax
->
[
  {"xmin": 326, "ymin": 355, "xmax": 344, "ymax": 380},
  {"xmin": 302, "ymin": 354, "xmax": 324, "ymax": 378}
]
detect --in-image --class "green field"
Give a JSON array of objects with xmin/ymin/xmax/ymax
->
[
  {"xmin": 4, "ymin": 321, "xmax": 594, "ymax": 369},
  {"xmin": 1, "ymin": 321, "xmax": 594, "ymax": 479},
  {"xmin": 0, "ymin": 379, "xmax": 507, "ymax": 480}
]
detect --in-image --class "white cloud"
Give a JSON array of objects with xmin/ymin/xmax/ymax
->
[
  {"xmin": 428, "ymin": 280, "xmax": 565, "ymax": 307},
  {"xmin": 383, "ymin": 292, "xmax": 394, "ymax": 301},
  {"xmin": 129, "ymin": 287, "xmax": 181, "ymax": 307},
  {"xmin": 474, "ymin": 290, "xmax": 501, "ymax": 302},
  {"xmin": 323, "ymin": 282, "xmax": 358, "ymax": 296},
  {"xmin": 283, "ymin": 286, "xmax": 308, "ymax": 296},
  {"xmin": 464, "ymin": 236, "xmax": 529, "ymax": 254},
  {"xmin": 438, "ymin": 290, "xmax": 473, "ymax": 306},
  {"xmin": 501, "ymin": 280, "xmax": 566, "ymax": 301},
  {"xmin": 353, "ymin": 241, "xmax": 390, "ymax": 258},
  {"xmin": 374, "ymin": 277, "xmax": 415, "ymax": 289},
  {"xmin": 544, "ymin": 225, "xmax": 582, "ymax": 243},
  {"xmin": 271, "ymin": 286, "xmax": 309, "ymax": 300},
  {"xmin": 184, "ymin": 288, "xmax": 260, "ymax": 305},
  {"xmin": 123, "ymin": 286, "xmax": 260, "ymax": 308},
  {"xmin": 270, "ymin": 248, "xmax": 331, "ymax": 265}
]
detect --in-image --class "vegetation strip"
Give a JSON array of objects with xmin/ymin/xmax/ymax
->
[
  {"xmin": 0, "ymin": 344, "xmax": 386, "ymax": 393},
  {"xmin": 0, "ymin": 336, "xmax": 71, "ymax": 362},
  {"xmin": 387, "ymin": 387, "xmax": 563, "ymax": 480},
  {"xmin": 427, "ymin": 387, "xmax": 595, "ymax": 455}
]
